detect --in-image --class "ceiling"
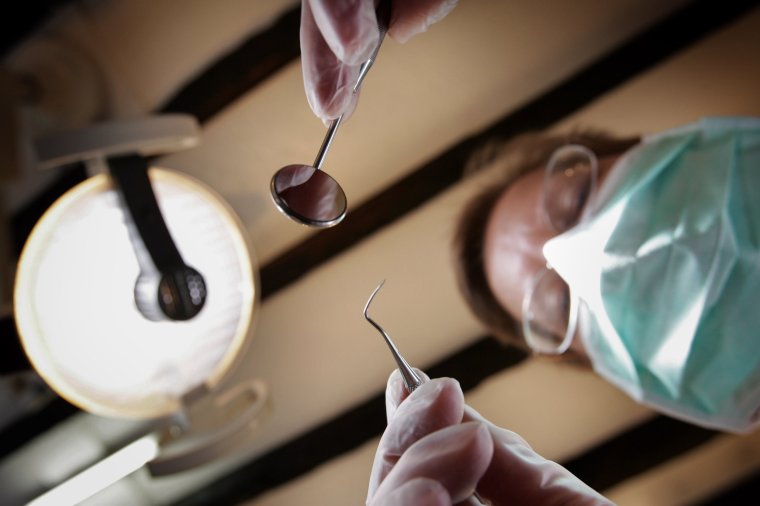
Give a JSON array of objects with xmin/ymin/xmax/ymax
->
[{"xmin": 1, "ymin": 0, "xmax": 760, "ymax": 504}]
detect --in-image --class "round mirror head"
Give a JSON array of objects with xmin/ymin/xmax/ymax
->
[{"xmin": 270, "ymin": 164, "xmax": 347, "ymax": 228}]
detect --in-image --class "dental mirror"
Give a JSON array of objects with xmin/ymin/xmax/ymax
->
[
  {"xmin": 270, "ymin": 0, "xmax": 391, "ymax": 228},
  {"xmin": 270, "ymin": 117, "xmax": 348, "ymax": 228}
]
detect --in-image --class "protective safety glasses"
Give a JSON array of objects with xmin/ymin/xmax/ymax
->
[{"xmin": 521, "ymin": 145, "xmax": 597, "ymax": 355}]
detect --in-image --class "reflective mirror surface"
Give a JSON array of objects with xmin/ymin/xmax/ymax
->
[{"xmin": 270, "ymin": 163, "xmax": 347, "ymax": 228}]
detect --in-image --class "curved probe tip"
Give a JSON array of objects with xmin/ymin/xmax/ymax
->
[{"xmin": 363, "ymin": 280, "xmax": 386, "ymax": 318}]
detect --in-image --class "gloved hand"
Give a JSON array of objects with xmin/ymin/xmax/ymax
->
[
  {"xmin": 367, "ymin": 369, "xmax": 615, "ymax": 506},
  {"xmin": 300, "ymin": 0, "xmax": 458, "ymax": 123}
]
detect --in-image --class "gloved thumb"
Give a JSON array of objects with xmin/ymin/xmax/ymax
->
[
  {"xmin": 370, "ymin": 422, "xmax": 493, "ymax": 505},
  {"xmin": 384, "ymin": 368, "xmax": 431, "ymax": 421},
  {"xmin": 369, "ymin": 375, "xmax": 463, "ymax": 498}
]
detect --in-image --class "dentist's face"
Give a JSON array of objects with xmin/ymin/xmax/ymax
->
[{"xmin": 482, "ymin": 153, "xmax": 622, "ymax": 355}]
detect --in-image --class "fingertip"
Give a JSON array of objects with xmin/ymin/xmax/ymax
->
[
  {"xmin": 437, "ymin": 422, "xmax": 493, "ymax": 503},
  {"xmin": 336, "ymin": 28, "xmax": 378, "ymax": 66},
  {"xmin": 385, "ymin": 368, "xmax": 434, "ymax": 420},
  {"xmin": 388, "ymin": 0, "xmax": 458, "ymax": 43},
  {"xmin": 385, "ymin": 369, "xmax": 409, "ymax": 420},
  {"xmin": 374, "ymin": 421, "xmax": 493, "ymax": 503},
  {"xmin": 471, "ymin": 421, "xmax": 495, "ymax": 459},
  {"xmin": 456, "ymin": 421, "xmax": 493, "ymax": 458},
  {"xmin": 386, "ymin": 368, "xmax": 432, "ymax": 391},
  {"xmin": 371, "ymin": 478, "xmax": 450, "ymax": 506},
  {"xmin": 388, "ymin": 376, "xmax": 463, "ymax": 423},
  {"xmin": 308, "ymin": 0, "xmax": 379, "ymax": 65},
  {"xmin": 414, "ymin": 480, "xmax": 451, "ymax": 506},
  {"xmin": 421, "ymin": 377, "xmax": 463, "ymax": 406},
  {"xmin": 307, "ymin": 68, "xmax": 360, "ymax": 122}
]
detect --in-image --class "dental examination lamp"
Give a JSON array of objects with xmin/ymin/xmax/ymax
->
[{"xmin": 14, "ymin": 115, "xmax": 268, "ymax": 503}]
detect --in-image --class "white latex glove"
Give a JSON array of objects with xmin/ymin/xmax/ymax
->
[
  {"xmin": 300, "ymin": 0, "xmax": 458, "ymax": 123},
  {"xmin": 367, "ymin": 369, "xmax": 615, "ymax": 506}
]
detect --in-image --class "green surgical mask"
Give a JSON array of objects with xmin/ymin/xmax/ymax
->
[{"xmin": 544, "ymin": 117, "xmax": 760, "ymax": 433}]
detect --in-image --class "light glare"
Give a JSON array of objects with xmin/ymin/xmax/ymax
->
[{"xmin": 27, "ymin": 434, "xmax": 159, "ymax": 506}]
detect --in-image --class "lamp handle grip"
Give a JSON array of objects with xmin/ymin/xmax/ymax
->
[{"xmin": 147, "ymin": 379, "xmax": 270, "ymax": 476}]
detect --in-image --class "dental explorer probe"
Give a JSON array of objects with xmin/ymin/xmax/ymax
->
[
  {"xmin": 363, "ymin": 281, "xmax": 486, "ymax": 505},
  {"xmin": 363, "ymin": 281, "xmax": 424, "ymax": 392}
]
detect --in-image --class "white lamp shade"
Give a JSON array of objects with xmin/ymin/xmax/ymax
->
[{"xmin": 14, "ymin": 168, "xmax": 257, "ymax": 419}]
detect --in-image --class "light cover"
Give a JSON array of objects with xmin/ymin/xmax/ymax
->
[{"xmin": 14, "ymin": 168, "xmax": 257, "ymax": 419}]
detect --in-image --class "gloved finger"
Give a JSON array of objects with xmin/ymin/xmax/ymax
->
[
  {"xmin": 372, "ymin": 422, "xmax": 493, "ymax": 505},
  {"xmin": 388, "ymin": 0, "xmax": 458, "ymax": 43},
  {"xmin": 463, "ymin": 406, "xmax": 613, "ymax": 505},
  {"xmin": 300, "ymin": 0, "xmax": 361, "ymax": 122},
  {"xmin": 369, "ymin": 477, "xmax": 450, "ymax": 506},
  {"xmin": 385, "ymin": 368, "xmax": 431, "ymax": 421},
  {"xmin": 369, "ymin": 377, "xmax": 464, "ymax": 498},
  {"xmin": 307, "ymin": 0, "xmax": 379, "ymax": 65}
]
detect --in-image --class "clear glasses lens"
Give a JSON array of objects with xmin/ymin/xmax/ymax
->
[
  {"xmin": 522, "ymin": 145, "xmax": 597, "ymax": 355},
  {"xmin": 522, "ymin": 268, "xmax": 573, "ymax": 354},
  {"xmin": 542, "ymin": 145, "xmax": 597, "ymax": 233}
]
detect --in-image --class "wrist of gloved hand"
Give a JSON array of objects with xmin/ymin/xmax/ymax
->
[{"xmin": 464, "ymin": 404, "xmax": 614, "ymax": 505}]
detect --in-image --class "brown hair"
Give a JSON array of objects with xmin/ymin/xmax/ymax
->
[{"xmin": 452, "ymin": 129, "xmax": 640, "ymax": 351}]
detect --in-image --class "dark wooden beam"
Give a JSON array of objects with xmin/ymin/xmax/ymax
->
[
  {"xmin": 565, "ymin": 416, "xmax": 718, "ymax": 492},
  {"xmin": 0, "ymin": 0, "xmax": 74, "ymax": 59},
  {"xmin": 697, "ymin": 470, "xmax": 760, "ymax": 505},
  {"xmin": 159, "ymin": 7, "xmax": 301, "ymax": 123}
]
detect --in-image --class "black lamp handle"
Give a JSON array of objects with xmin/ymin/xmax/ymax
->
[
  {"xmin": 109, "ymin": 155, "xmax": 185, "ymax": 272},
  {"xmin": 109, "ymin": 155, "xmax": 206, "ymax": 321}
]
